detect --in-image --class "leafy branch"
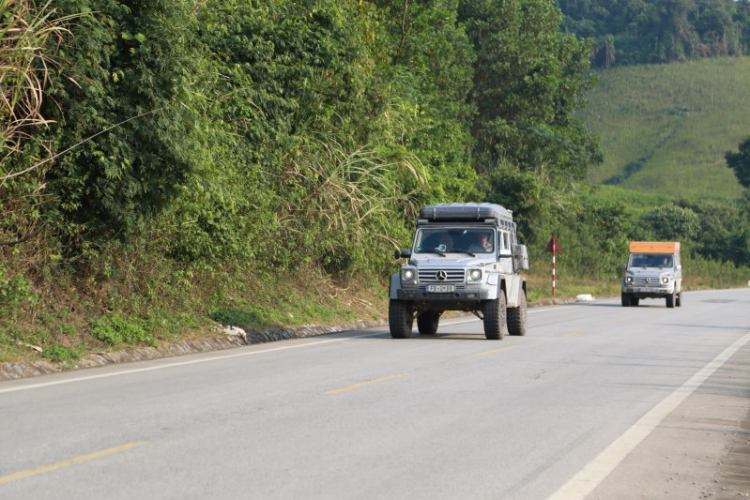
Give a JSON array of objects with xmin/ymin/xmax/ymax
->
[{"xmin": 0, "ymin": 107, "xmax": 166, "ymax": 185}]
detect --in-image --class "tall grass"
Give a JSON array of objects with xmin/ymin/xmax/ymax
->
[
  {"xmin": 0, "ymin": 0, "xmax": 72, "ymax": 173},
  {"xmin": 683, "ymin": 253, "xmax": 750, "ymax": 290}
]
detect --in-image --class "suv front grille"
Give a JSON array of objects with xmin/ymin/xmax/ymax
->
[
  {"xmin": 418, "ymin": 269, "xmax": 465, "ymax": 284},
  {"xmin": 632, "ymin": 277, "xmax": 666, "ymax": 288}
]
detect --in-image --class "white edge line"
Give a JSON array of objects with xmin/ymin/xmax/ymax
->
[
  {"xmin": 547, "ymin": 330, "xmax": 750, "ymax": 500},
  {"xmin": 0, "ymin": 332, "xmax": 385, "ymax": 394}
]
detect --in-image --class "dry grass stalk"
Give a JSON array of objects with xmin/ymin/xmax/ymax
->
[{"xmin": 0, "ymin": 0, "xmax": 72, "ymax": 181}]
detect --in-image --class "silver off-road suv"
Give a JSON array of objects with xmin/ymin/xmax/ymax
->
[
  {"xmin": 389, "ymin": 203, "xmax": 529, "ymax": 340},
  {"xmin": 621, "ymin": 241, "xmax": 683, "ymax": 308}
]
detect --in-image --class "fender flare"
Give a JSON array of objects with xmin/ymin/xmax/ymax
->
[
  {"xmin": 389, "ymin": 273, "xmax": 401, "ymax": 300},
  {"xmin": 497, "ymin": 276, "xmax": 506, "ymax": 302},
  {"xmin": 505, "ymin": 276, "xmax": 526, "ymax": 307}
]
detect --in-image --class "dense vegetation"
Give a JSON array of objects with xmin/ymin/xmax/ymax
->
[
  {"xmin": 558, "ymin": 0, "xmax": 750, "ymax": 67},
  {"xmin": 1, "ymin": 0, "xmax": 750, "ymax": 364}
]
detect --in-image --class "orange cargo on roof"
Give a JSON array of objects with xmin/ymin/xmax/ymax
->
[{"xmin": 629, "ymin": 241, "xmax": 680, "ymax": 254}]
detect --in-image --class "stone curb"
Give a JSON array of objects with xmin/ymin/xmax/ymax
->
[
  {"xmin": 0, "ymin": 318, "xmax": 388, "ymax": 382},
  {"xmin": 0, "ymin": 297, "xmax": 585, "ymax": 382}
]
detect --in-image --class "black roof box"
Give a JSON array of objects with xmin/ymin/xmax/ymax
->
[{"xmin": 419, "ymin": 203, "xmax": 513, "ymax": 223}]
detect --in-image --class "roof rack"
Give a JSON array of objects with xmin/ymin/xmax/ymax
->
[{"xmin": 418, "ymin": 203, "xmax": 513, "ymax": 223}]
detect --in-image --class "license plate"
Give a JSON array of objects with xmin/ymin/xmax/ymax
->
[{"xmin": 426, "ymin": 285, "xmax": 454, "ymax": 293}]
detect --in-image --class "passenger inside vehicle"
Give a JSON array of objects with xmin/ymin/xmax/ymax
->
[{"xmin": 418, "ymin": 230, "xmax": 453, "ymax": 253}]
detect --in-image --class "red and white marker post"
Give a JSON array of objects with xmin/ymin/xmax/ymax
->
[{"xmin": 545, "ymin": 236, "xmax": 563, "ymax": 298}]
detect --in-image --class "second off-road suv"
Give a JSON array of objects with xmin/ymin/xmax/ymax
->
[
  {"xmin": 621, "ymin": 241, "xmax": 683, "ymax": 308},
  {"xmin": 389, "ymin": 203, "xmax": 529, "ymax": 340}
]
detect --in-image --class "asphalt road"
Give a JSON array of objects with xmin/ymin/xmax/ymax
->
[{"xmin": 1, "ymin": 288, "xmax": 749, "ymax": 499}]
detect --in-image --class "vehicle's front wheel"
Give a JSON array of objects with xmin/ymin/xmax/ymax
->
[
  {"xmin": 417, "ymin": 311, "xmax": 440, "ymax": 335},
  {"xmin": 389, "ymin": 300, "xmax": 414, "ymax": 338},
  {"xmin": 482, "ymin": 292, "xmax": 507, "ymax": 340},
  {"xmin": 666, "ymin": 291, "xmax": 675, "ymax": 308},
  {"xmin": 507, "ymin": 291, "xmax": 527, "ymax": 336},
  {"xmin": 631, "ymin": 297, "xmax": 640, "ymax": 306},
  {"xmin": 676, "ymin": 292, "xmax": 682, "ymax": 307},
  {"xmin": 621, "ymin": 292, "xmax": 632, "ymax": 307}
]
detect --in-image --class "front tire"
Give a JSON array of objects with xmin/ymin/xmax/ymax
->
[
  {"xmin": 389, "ymin": 300, "xmax": 414, "ymax": 338},
  {"xmin": 482, "ymin": 291, "xmax": 507, "ymax": 340},
  {"xmin": 621, "ymin": 292, "xmax": 632, "ymax": 307},
  {"xmin": 507, "ymin": 291, "xmax": 527, "ymax": 336},
  {"xmin": 417, "ymin": 311, "xmax": 440, "ymax": 335},
  {"xmin": 666, "ymin": 291, "xmax": 675, "ymax": 308},
  {"xmin": 676, "ymin": 292, "xmax": 682, "ymax": 307}
]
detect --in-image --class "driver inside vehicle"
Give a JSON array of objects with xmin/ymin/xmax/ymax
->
[
  {"xmin": 658, "ymin": 255, "xmax": 673, "ymax": 267},
  {"xmin": 468, "ymin": 231, "xmax": 493, "ymax": 253}
]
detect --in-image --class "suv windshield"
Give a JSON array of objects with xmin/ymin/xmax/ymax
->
[
  {"xmin": 414, "ymin": 228, "xmax": 494, "ymax": 254},
  {"xmin": 630, "ymin": 253, "xmax": 673, "ymax": 268}
]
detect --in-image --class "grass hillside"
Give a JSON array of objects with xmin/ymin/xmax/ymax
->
[{"xmin": 579, "ymin": 57, "xmax": 750, "ymax": 199}]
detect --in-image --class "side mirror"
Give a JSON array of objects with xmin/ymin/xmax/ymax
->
[
  {"xmin": 512, "ymin": 244, "xmax": 530, "ymax": 271},
  {"xmin": 394, "ymin": 249, "xmax": 411, "ymax": 260},
  {"xmin": 676, "ymin": 265, "xmax": 682, "ymax": 270}
]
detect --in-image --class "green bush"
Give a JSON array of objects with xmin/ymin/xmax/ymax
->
[
  {"xmin": 90, "ymin": 313, "xmax": 155, "ymax": 347},
  {"xmin": 42, "ymin": 343, "xmax": 81, "ymax": 362},
  {"xmin": 209, "ymin": 309, "xmax": 266, "ymax": 330},
  {"xmin": 0, "ymin": 265, "xmax": 37, "ymax": 307}
]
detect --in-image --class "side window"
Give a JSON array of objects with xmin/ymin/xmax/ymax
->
[{"xmin": 500, "ymin": 231, "xmax": 511, "ymax": 254}]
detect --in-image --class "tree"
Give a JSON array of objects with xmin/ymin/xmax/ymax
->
[
  {"xmin": 458, "ymin": 0, "xmax": 601, "ymax": 182},
  {"xmin": 38, "ymin": 0, "xmax": 211, "ymax": 244},
  {"xmin": 367, "ymin": 0, "xmax": 479, "ymax": 202},
  {"xmin": 643, "ymin": 204, "xmax": 700, "ymax": 241},
  {"xmin": 726, "ymin": 137, "xmax": 750, "ymax": 189},
  {"xmin": 558, "ymin": 0, "xmax": 750, "ymax": 67}
]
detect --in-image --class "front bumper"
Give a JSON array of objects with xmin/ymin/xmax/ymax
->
[
  {"xmin": 397, "ymin": 286, "xmax": 495, "ymax": 310},
  {"xmin": 622, "ymin": 285, "xmax": 674, "ymax": 298},
  {"xmin": 397, "ymin": 287, "xmax": 492, "ymax": 302}
]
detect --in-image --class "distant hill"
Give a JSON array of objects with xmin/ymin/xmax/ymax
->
[{"xmin": 578, "ymin": 57, "xmax": 750, "ymax": 200}]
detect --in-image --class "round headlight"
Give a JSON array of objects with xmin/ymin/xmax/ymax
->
[
  {"xmin": 661, "ymin": 277, "xmax": 669, "ymax": 284},
  {"xmin": 403, "ymin": 269, "xmax": 415, "ymax": 281},
  {"xmin": 469, "ymin": 269, "xmax": 482, "ymax": 281},
  {"xmin": 626, "ymin": 276, "xmax": 633, "ymax": 284}
]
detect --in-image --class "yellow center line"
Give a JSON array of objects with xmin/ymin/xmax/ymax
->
[
  {"xmin": 0, "ymin": 442, "xmax": 148, "ymax": 484},
  {"xmin": 612, "ymin": 319, "xmax": 629, "ymax": 323},
  {"xmin": 324, "ymin": 373, "xmax": 407, "ymax": 395},
  {"xmin": 561, "ymin": 330, "xmax": 586, "ymax": 337},
  {"xmin": 478, "ymin": 345, "xmax": 520, "ymax": 356}
]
